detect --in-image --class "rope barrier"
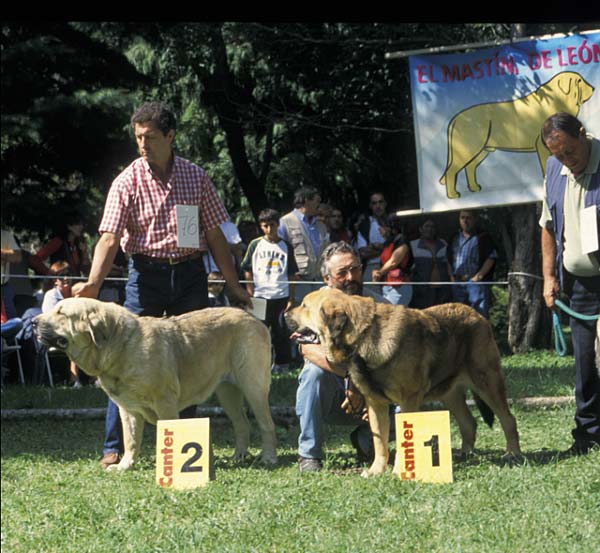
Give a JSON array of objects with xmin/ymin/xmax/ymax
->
[{"xmin": 2, "ymin": 273, "xmax": 527, "ymax": 286}]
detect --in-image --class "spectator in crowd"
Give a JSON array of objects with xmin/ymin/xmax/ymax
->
[
  {"xmin": 293, "ymin": 241, "xmax": 390, "ymax": 472},
  {"xmin": 279, "ymin": 186, "xmax": 329, "ymax": 303},
  {"xmin": 8, "ymin": 241, "xmax": 40, "ymax": 315},
  {"xmin": 539, "ymin": 112, "xmax": 600, "ymax": 456},
  {"xmin": 241, "ymin": 208, "xmax": 300, "ymax": 373},
  {"xmin": 355, "ymin": 192, "xmax": 390, "ymax": 291},
  {"xmin": 448, "ymin": 209, "xmax": 497, "ymax": 318},
  {"xmin": 317, "ymin": 203, "xmax": 333, "ymax": 230},
  {"xmin": 328, "ymin": 207, "xmax": 352, "ymax": 244},
  {"xmin": 41, "ymin": 261, "xmax": 85, "ymax": 387},
  {"xmin": 207, "ymin": 272, "xmax": 230, "ymax": 307},
  {"xmin": 29, "ymin": 218, "xmax": 91, "ymax": 277},
  {"xmin": 1, "ymin": 228, "xmax": 22, "ymax": 321},
  {"xmin": 75, "ymin": 101, "xmax": 251, "ymax": 469},
  {"xmin": 410, "ymin": 218, "xmax": 452, "ymax": 309},
  {"xmin": 372, "ymin": 226, "xmax": 413, "ymax": 306}
]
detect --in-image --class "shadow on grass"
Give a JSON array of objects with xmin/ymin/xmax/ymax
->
[
  {"xmin": 0, "ymin": 418, "xmax": 303, "ymax": 468},
  {"xmin": 453, "ymin": 447, "xmax": 566, "ymax": 468}
]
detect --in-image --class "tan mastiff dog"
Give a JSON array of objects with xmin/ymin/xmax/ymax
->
[
  {"xmin": 440, "ymin": 71, "xmax": 594, "ymax": 199},
  {"xmin": 286, "ymin": 288, "xmax": 521, "ymax": 476},
  {"xmin": 34, "ymin": 297, "xmax": 278, "ymax": 471}
]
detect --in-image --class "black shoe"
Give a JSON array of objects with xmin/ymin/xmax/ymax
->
[
  {"xmin": 563, "ymin": 440, "xmax": 600, "ymax": 457},
  {"xmin": 298, "ymin": 456, "xmax": 322, "ymax": 472},
  {"xmin": 350, "ymin": 427, "xmax": 374, "ymax": 464}
]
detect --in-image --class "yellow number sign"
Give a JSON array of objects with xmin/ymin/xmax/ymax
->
[
  {"xmin": 156, "ymin": 418, "xmax": 213, "ymax": 489},
  {"xmin": 393, "ymin": 410, "xmax": 453, "ymax": 484}
]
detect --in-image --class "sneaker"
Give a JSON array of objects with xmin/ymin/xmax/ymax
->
[
  {"xmin": 298, "ymin": 456, "xmax": 322, "ymax": 472},
  {"xmin": 350, "ymin": 427, "xmax": 374, "ymax": 464},
  {"xmin": 71, "ymin": 380, "xmax": 83, "ymax": 389}
]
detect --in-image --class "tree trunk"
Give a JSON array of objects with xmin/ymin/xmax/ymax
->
[
  {"xmin": 202, "ymin": 25, "xmax": 270, "ymax": 221},
  {"xmin": 507, "ymin": 205, "xmax": 552, "ymax": 352}
]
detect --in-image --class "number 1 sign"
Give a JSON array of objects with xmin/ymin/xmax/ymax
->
[
  {"xmin": 156, "ymin": 418, "xmax": 214, "ymax": 489},
  {"xmin": 393, "ymin": 411, "xmax": 453, "ymax": 484}
]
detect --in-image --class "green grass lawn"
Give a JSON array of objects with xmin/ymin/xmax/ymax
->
[{"xmin": 2, "ymin": 350, "xmax": 599, "ymax": 553}]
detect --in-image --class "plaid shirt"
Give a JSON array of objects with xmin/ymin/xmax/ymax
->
[
  {"xmin": 451, "ymin": 232, "xmax": 497, "ymax": 279},
  {"xmin": 99, "ymin": 156, "xmax": 229, "ymax": 259}
]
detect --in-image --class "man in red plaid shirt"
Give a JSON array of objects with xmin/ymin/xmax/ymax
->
[{"xmin": 76, "ymin": 101, "xmax": 251, "ymax": 469}]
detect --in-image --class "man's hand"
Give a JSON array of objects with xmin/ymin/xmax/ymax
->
[
  {"xmin": 371, "ymin": 269, "xmax": 383, "ymax": 282},
  {"xmin": 543, "ymin": 275, "xmax": 560, "ymax": 309},
  {"xmin": 341, "ymin": 378, "xmax": 368, "ymax": 420},
  {"xmin": 73, "ymin": 281, "xmax": 101, "ymax": 299},
  {"xmin": 227, "ymin": 284, "xmax": 253, "ymax": 308}
]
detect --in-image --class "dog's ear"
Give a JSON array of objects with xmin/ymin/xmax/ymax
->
[
  {"xmin": 556, "ymin": 73, "xmax": 573, "ymax": 97},
  {"xmin": 320, "ymin": 295, "xmax": 376, "ymax": 349},
  {"xmin": 87, "ymin": 310, "xmax": 109, "ymax": 347},
  {"xmin": 344, "ymin": 295, "xmax": 376, "ymax": 343},
  {"xmin": 320, "ymin": 302, "xmax": 350, "ymax": 347}
]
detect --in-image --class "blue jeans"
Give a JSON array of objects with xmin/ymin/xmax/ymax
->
[
  {"xmin": 567, "ymin": 274, "xmax": 600, "ymax": 445},
  {"xmin": 451, "ymin": 281, "xmax": 491, "ymax": 318},
  {"xmin": 295, "ymin": 361, "xmax": 372, "ymax": 460},
  {"xmin": 103, "ymin": 256, "xmax": 208, "ymax": 456},
  {"xmin": 1, "ymin": 282, "xmax": 18, "ymax": 320}
]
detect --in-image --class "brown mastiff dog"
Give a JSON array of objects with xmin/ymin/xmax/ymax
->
[{"xmin": 286, "ymin": 288, "xmax": 521, "ymax": 476}]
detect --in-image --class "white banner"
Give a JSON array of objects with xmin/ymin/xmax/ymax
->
[{"xmin": 409, "ymin": 31, "xmax": 600, "ymax": 213}]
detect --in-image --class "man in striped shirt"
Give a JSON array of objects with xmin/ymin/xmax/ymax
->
[{"xmin": 76, "ymin": 101, "xmax": 251, "ymax": 469}]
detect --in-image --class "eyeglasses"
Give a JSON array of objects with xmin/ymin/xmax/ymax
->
[{"xmin": 330, "ymin": 264, "xmax": 362, "ymax": 279}]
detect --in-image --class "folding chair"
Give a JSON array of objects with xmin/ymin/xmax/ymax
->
[
  {"xmin": 1, "ymin": 337, "xmax": 25, "ymax": 387},
  {"xmin": 42, "ymin": 347, "xmax": 59, "ymax": 387}
]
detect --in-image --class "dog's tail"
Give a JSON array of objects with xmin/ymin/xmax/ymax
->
[{"xmin": 473, "ymin": 393, "xmax": 494, "ymax": 428}]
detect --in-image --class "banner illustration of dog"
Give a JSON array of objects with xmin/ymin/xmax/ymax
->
[{"xmin": 409, "ymin": 32, "xmax": 600, "ymax": 213}]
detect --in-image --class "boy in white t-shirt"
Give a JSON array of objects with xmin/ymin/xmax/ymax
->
[{"xmin": 241, "ymin": 209, "xmax": 300, "ymax": 372}]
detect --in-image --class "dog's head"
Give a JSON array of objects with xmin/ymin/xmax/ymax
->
[
  {"xmin": 285, "ymin": 288, "xmax": 376, "ymax": 364},
  {"xmin": 33, "ymin": 297, "xmax": 115, "ymax": 373},
  {"xmin": 547, "ymin": 71, "xmax": 594, "ymax": 110}
]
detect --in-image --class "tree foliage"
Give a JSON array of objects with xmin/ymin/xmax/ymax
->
[{"xmin": 1, "ymin": 22, "xmax": 150, "ymax": 237}]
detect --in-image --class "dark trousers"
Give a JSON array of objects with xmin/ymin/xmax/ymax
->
[
  {"xmin": 566, "ymin": 272, "xmax": 600, "ymax": 445},
  {"xmin": 263, "ymin": 296, "xmax": 292, "ymax": 365},
  {"xmin": 103, "ymin": 256, "xmax": 208, "ymax": 455}
]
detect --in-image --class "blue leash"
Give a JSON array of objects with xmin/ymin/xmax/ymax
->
[{"xmin": 552, "ymin": 299, "xmax": 599, "ymax": 357}]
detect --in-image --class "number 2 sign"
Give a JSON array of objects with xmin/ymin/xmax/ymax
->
[
  {"xmin": 156, "ymin": 418, "xmax": 214, "ymax": 489},
  {"xmin": 393, "ymin": 411, "xmax": 453, "ymax": 484}
]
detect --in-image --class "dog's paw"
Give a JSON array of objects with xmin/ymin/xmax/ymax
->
[
  {"xmin": 361, "ymin": 460, "xmax": 388, "ymax": 477},
  {"xmin": 260, "ymin": 452, "xmax": 278, "ymax": 466},
  {"xmin": 501, "ymin": 451, "xmax": 525, "ymax": 467},
  {"xmin": 109, "ymin": 458, "xmax": 135, "ymax": 471},
  {"xmin": 231, "ymin": 450, "xmax": 250, "ymax": 464},
  {"xmin": 452, "ymin": 449, "xmax": 473, "ymax": 463}
]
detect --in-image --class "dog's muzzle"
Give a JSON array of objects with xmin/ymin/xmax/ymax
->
[
  {"xmin": 290, "ymin": 328, "xmax": 320, "ymax": 344},
  {"xmin": 32, "ymin": 318, "xmax": 69, "ymax": 350}
]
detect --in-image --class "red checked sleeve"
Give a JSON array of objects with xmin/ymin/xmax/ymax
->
[{"xmin": 98, "ymin": 173, "xmax": 133, "ymax": 236}]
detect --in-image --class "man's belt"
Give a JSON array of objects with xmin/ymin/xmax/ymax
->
[{"xmin": 132, "ymin": 251, "xmax": 205, "ymax": 265}]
